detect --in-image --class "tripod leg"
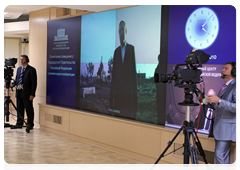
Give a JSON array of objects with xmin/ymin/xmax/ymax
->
[
  {"xmin": 9, "ymin": 99, "xmax": 31, "ymax": 132},
  {"xmin": 183, "ymin": 129, "xmax": 191, "ymax": 164},
  {"xmin": 4, "ymin": 98, "xmax": 13, "ymax": 128},
  {"xmin": 193, "ymin": 129, "xmax": 208, "ymax": 164},
  {"xmin": 9, "ymin": 99, "xmax": 18, "ymax": 112},
  {"xmin": 183, "ymin": 123, "xmax": 199, "ymax": 164},
  {"xmin": 189, "ymin": 132, "xmax": 199, "ymax": 164},
  {"xmin": 4, "ymin": 99, "xmax": 10, "ymax": 122},
  {"xmin": 182, "ymin": 121, "xmax": 208, "ymax": 164},
  {"xmin": 155, "ymin": 126, "xmax": 183, "ymax": 164}
]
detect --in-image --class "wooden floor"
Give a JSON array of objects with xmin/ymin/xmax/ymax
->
[{"xmin": 3, "ymin": 108, "xmax": 152, "ymax": 170}]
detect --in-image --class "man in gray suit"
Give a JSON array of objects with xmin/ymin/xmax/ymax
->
[{"xmin": 207, "ymin": 62, "xmax": 236, "ymax": 164}]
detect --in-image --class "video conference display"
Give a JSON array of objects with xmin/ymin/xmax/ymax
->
[
  {"xmin": 78, "ymin": 6, "xmax": 161, "ymax": 123},
  {"xmin": 46, "ymin": 5, "xmax": 236, "ymax": 133}
]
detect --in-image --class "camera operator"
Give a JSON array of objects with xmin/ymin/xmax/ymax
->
[
  {"xmin": 11, "ymin": 55, "xmax": 37, "ymax": 130},
  {"xmin": 207, "ymin": 62, "xmax": 236, "ymax": 164}
]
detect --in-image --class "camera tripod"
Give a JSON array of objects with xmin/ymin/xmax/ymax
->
[
  {"xmin": 4, "ymin": 83, "xmax": 31, "ymax": 133},
  {"xmin": 155, "ymin": 88, "xmax": 207, "ymax": 164}
]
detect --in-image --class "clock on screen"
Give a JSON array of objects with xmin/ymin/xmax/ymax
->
[{"xmin": 185, "ymin": 7, "xmax": 219, "ymax": 50}]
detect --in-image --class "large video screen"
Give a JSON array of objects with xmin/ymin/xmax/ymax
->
[
  {"xmin": 165, "ymin": 5, "xmax": 236, "ymax": 133},
  {"xmin": 46, "ymin": 5, "xmax": 236, "ymax": 130},
  {"xmin": 47, "ymin": 5, "xmax": 167, "ymax": 125},
  {"xmin": 78, "ymin": 6, "xmax": 163, "ymax": 124},
  {"xmin": 47, "ymin": 17, "xmax": 80, "ymax": 108}
]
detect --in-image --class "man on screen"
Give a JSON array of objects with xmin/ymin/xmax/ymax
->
[
  {"xmin": 207, "ymin": 62, "xmax": 236, "ymax": 164},
  {"xmin": 109, "ymin": 20, "xmax": 137, "ymax": 119}
]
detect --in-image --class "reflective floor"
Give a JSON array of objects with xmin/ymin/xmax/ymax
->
[{"xmin": 4, "ymin": 117, "xmax": 145, "ymax": 164}]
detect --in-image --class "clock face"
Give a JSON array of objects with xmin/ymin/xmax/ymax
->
[{"xmin": 185, "ymin": 7, "xmax": 219, "ymax": 50}]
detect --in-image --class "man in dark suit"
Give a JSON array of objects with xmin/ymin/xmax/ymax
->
[
  {"xmin": 207, "ymin": 62, "xmax": 236, "ymax": 164},
  {"xmin": 11, "ymin": 55, "xmax": 37, "ymax": 129},
  {"xmin": 109, "ymin": 21, "xmax": 137, "ymax": 119}
]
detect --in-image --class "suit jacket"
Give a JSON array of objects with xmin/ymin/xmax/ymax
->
[
  {"xmin": 213, "ymin": 78, "xmax": 236, "ymax": 142},
  {"xmin": 109, "ymin": 43, "xmax": 137, "ymax": 118},
  {"xmin": 15, "ymin": 65, "xmax": 37, "ymax": 99}
]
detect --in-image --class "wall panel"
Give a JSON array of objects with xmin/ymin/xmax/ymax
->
[{"xmin": 38, "ymin": 104, "xmax": 238, "ymax": 164}]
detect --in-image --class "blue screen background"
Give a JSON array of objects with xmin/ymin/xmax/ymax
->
[{"xmin": 167, "ymin": 5, "xmax": 236, "ymax": 64}]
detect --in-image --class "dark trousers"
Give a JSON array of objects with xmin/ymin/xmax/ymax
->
[{"xmin": 16, "ymin": 90, "xmax": 34, "ymax": 127}]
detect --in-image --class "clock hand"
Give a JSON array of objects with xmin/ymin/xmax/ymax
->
[
  {"xmin": 202, "ymin": 14, "xmax": 213, "ymax": 28},
  {"xmin": 202, "ymin": 27, "xmax": 210, "ymax": 35}
]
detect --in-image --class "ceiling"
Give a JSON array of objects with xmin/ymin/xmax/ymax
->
[
  {"xmin": 4, "ymin": 5, "xmax": 132, "ymax": 20},
  {"xmin": 4, "ymin": 5, "xmax": 132, "ymax": 37}
]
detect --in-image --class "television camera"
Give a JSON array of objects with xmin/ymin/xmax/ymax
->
[
  {"xmin": 154, "ymin": 48, "xmax": 212, "ymax": 107},
  {"xmin": 4, "ymin": 58, "xmax": 17, "ymax": 88},
  {"xmin": 4, "ymin": 58, "xmax": 31, "ymax": 133},
  {"xmin": 154, "ymin": 48, "xmax": 209, "ymax": 86},
  {"xmin": 154, "ymin": 49, "xmax": 211, "ymax": 164}
]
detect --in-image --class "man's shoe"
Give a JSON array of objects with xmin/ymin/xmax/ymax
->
[{"xmin": 10, "ymin": 125, "xmax": 23, "ymax": 129}]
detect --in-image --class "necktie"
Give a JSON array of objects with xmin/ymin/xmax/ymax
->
[
  {"xmin": 218, "ymin": 84, "xmax": 227, "ymax": 97},
  {"xmin": 18, "ymin": 67, "xmax": 26, "ymax": 85}
]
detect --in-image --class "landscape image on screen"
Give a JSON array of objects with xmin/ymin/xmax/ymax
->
[{"xmin": 78, "ymin": 5, "xmax": 162, "ymax": 124}]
